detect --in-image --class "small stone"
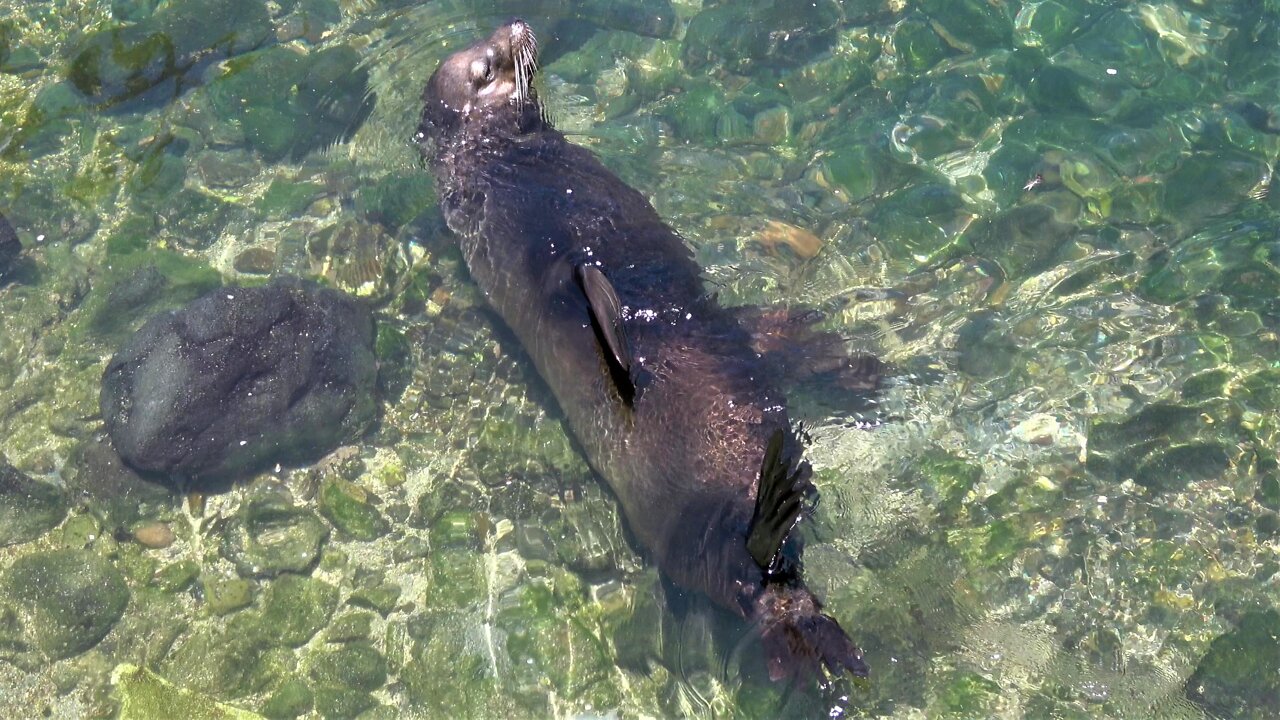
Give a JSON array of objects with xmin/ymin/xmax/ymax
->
[
  {"xmin": 515, "ymin": 524, "xmax": 555, "ymax": 563},
  {"xmin": 0, "ymin": 457, "xmax": 69, "ymax": 546},
  {"xmin": 433, "ymin": 510, "xmax": 482, "ymax": 548},
  {"xmin": 201, "ymin": 576, "xmax": 254, "ymax": 615},
  {"xmin": 312, "ymin": 684, "xmax": 376, "ymax": 719},
  {"xmin": 160, "ymin": 622, "xmax": 270, "ymax": 699},
  {"xmin": 2, "ymin": 549, "xmax": 129, "ymax": 659},
  {"xmin": 60, "ymin": 513, "xmax": 102, "ymax": 549},
  {"xmin": 325, "ymin": 611, "xmax": 373, "ymax": 643},
  {"xmin": 112, "ymin": 663, "xmax": 263, "ymax": 720},
  {"xmin": 262, "ymin": 677, "xmax": 313, "ymax": 719},
  {"xmin": 222, "ymin": 491, "xmax": 329, "ymax": 578},
  {"xmin": 347, "ymin": 582, "xmax": 401, "ymax": 617},
  {"xmin": 753, "ymin": 219, "xmax": 822, "ymax": 259},
  {"xmin": 318, "ymin": 477, "xmax": 390, "ymax": 541},
  {"xmin": 307, "ymin": 641, "xmax": 387, "ymax": 691},
  {"xmin": 257, "ymin": 573, "xmax": 339, "ymax": 647},
  {"xmin": 154, "ymin": 560, "xmax": 201, "ymax": 592},
  {"xmin": 1012, "ymin": 414, "xmax": 1061, "ymax": 445},
  {"xmin": 392, "ymin": 536, "xmax": 430, "ymax": 563},
  {"xmin": 233, "ymin": 247, "xmax": 276, "ymax": 275},
  {"xmin": 752, "ymin": 106, "xmax": 791, "ymax": 145},
  {"xmin": 133, "ymin": 521, "xmax": 176, "ymax": 549}
]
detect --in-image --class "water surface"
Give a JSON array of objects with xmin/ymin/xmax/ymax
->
[{"xmin": 0, "ymin": 0, "xmax": 1278, "ymax": 717}]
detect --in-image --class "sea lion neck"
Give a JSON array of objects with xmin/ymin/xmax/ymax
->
[{"xmin": 417, "ymin": 19, "xmax": 546, "ymax": 159}]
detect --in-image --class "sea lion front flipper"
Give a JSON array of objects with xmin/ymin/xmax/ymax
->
[
  {"xmin": 575, "ymin": 263, "xmax": 637, "ymax": 404},
  {"xmin": 747, "ymin": 429, "xmax": 805, "ymax": 576}
]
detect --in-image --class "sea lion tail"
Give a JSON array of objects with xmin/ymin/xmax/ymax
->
[{"xmin": 754, "ymin": 582, "xmax": 868, "ymax": 682}]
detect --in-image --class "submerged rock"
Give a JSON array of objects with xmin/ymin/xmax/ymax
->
[
  {"xmin": 684, "ymin": 0, "xmax": 850, "ymax": 71},
  {"xmin": 0, "ymin": 212, "xmax": 19, "ymax": 278},
  {"xmin": 204, "ymin": 44, "xmax": 375, "ymax": 161},
  {"xmin": 0, "ymin": 457, "xmax": 69, "ymax": 546},
  {"xmin": 66, "ymin": 0, "xmax": 272, "ymax": 106},
  {"xmin": 1, "ymin": 549, "xmax": 129, "ymax": 660},
  {"xmin": 100, "ymin": 278, "xmax": 377, "ymax": 487},
  {"xmin": 1187, "ymin": 610, "xmax": 1280, "ymax": 717}
]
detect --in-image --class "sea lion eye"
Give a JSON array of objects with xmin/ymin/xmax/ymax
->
[{"xmin": 470, "ymin": 57, "xmax": 493, "ymax": 84}]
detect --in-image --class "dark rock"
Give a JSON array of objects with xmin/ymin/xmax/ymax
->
[
  {"xmin": 0, "ymin": 212, "xmax": 19, "ymax": 279},
  {"xmin": 1, "ymin": 548, "xmax": 129, "ymax": 660},
  {"xmin": 0, "ymin": 457, "xmax": 68, "ymax": 546},
  {"xmin": 100, "ymin": 278, "xmax": 377, "ymax": 487}
]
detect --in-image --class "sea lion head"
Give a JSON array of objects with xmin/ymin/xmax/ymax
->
[{"xmin": 419, "ymin": 19, "xmax": 543, "ymax": 151}]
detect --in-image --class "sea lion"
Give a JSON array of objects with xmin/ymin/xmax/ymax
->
[{"xmin": 417, "ymin": 20, "xmax": 870, "ymax": 684}]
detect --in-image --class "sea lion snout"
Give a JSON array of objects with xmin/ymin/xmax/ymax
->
[{"xmin": 418, "ymin": 18, "xmax": 542, "ymax": 148}]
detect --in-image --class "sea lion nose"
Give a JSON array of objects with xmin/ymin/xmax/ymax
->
[{"xmin": 508, "ymin": 18, "xmax": 528, "ymax": 41}]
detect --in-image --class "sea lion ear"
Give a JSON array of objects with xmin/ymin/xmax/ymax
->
[
  {"xmin": 747, "ymin": 430, "xmax": 806, "ymax": 577},
  {"xmin": 574, "ymin": 264, "xmax": 637, "ymax": 405}
]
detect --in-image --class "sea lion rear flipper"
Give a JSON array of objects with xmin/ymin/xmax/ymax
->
[
  {"xmin": 747, "ymin": 429, "xmax": 805, "ymax": 575},
  {"xmin": 575, "ymin": 263, "xmax": 637, "ymax": 404}
]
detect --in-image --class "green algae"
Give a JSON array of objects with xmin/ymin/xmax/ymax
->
[
  {"xmin": 154, "ymin": 560, "xmax": 201, "ymax": 593},
  {"xmin": 324, "ymin": 611, "xmax": 373, "ymax": 643},
  {"xmin": 1187, "ymin": 610, "xmax": 1280, "ymax": 718},
  {"xmin": 305, "ymin": 641, "xmax": 386, "ymax": 691},
  {"xmin": 347, "ymin": 581, "xmax": 400, "ymax": 617}
]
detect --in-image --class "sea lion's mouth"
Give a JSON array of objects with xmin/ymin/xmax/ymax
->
[{"xmin": 509, "ymin": 20, "xmax": 538, "ymax": 110}]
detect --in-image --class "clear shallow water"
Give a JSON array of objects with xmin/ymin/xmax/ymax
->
[{"xmin": 0, "ymin": 0, "xmax": 1278, "ymax": 717}]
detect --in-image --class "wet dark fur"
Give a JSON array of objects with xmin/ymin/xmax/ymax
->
[{"xmin": 417, "ymin": 21, "xmax": 867, "ymax": 683}]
